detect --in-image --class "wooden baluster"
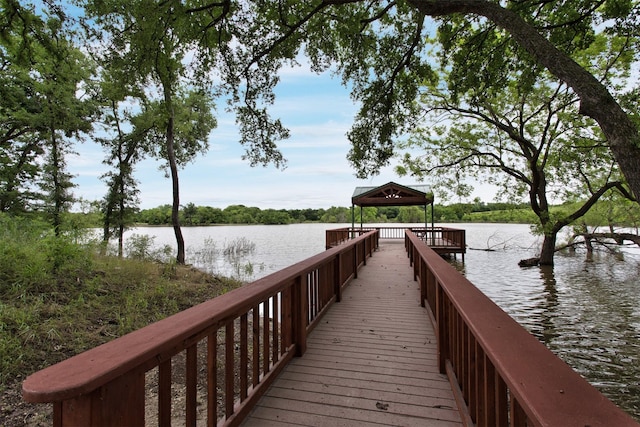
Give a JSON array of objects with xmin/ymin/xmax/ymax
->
[
  {"xmin": 280, "ymin": 288, "xmax": 291, "ymax": 356},
  {"xmin": 353, "ymin": 244, "xmax": 358, "ymax": 279},
  {"xmin": 240, "ymin": 313, "xmax": 248, "ymax": 401},
  {"xmin": 495, "ymin": 374, "xmax": 508, "ymax": 426},
  {"xmin": 309, "ymin": 271, "xmax": 317, "ymax": 320},
  {"xmin": 475, "ymin": 342, "xmax": 486, "ymax": 426},
  {"xmin": 263, "ymin": 299, "xmax": 270, "ymax": 374},
  {"xmin": 207, "ymin": 331, "xmax": 217, "ymax": 427},
  {"xmin": 252, "ymin": 307, "xmax": 260, "ymax": 388},
  {"xmin": 461, "ymin": 322, "xmax": 468, "ymax": 402},
  {"xmin": 315, "ymin": 269, "xmax": 320, "ymax": 312},
  {"xmin": 318, "ymin": 264, "xmax": 324, "ymax": 307},
  {"xmin": 272, "ymin": 295, "xmax": 280, "ymax": 363},
  {"xmin": 362, "ymin": 238, "xmax": 367, "ymax": 265},
  {"xmin": 510, "ymin": 395, "xmax": 527, "ymax": 427},
  {"xmin": 158, "ymin": 359, "xmax": 172, "ymax": 427},
  {"xmin": 225, "ymin": 320, "xmax": 235, "ymax": 418},
  {"xmin": 317, "ymin": 268, "xmax": 323, "ymax": 312},
  {"xmin": 419, "ymin": 259, "xmax": 426, "ymax": 307},
  {"xmin": 436, "ymin": 283, "xmax": 448, "ymax": 374},
  {"xmin": 186, "ymin": 344, "xmax": 197, "ymax": 426},
  {"xmin": 293, "ymin": 275, "xmax": 308, "ymax": 357},
  {"xmin": 483, "ymin": 357, "xmax": 498, "ymax": 427},
  {"xmin": 467, "ymin": 326, "xmax": 477, "ymax": 420},
  {"xmin": 453, "ymin": 311, "xmax": 461, "ymax": 386},
  {"xmin": 334, "ymin": 253, "xmax": 342, "ymax": 303}
]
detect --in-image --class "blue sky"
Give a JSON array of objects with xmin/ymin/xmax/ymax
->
[{"xmin": 68, "ymin": 64, "xmax": 497, "ymax": 211}]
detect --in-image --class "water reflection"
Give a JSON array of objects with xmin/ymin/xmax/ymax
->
[
  {"xmin": 551, "ymin": 254, "xmax": 640, "ymax": 418},
  {"xmin": 538, "ymin": 265, "xmax": 559, "ymax": 344}
]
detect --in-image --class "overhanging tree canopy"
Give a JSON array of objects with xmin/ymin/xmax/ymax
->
[
  {"xmin": 230, "ymin": 0, "xmax": 639, "ymax": 203},
  {"xmin": 351, "ymin": 182, "xmax": 434, "ymax": 227}
]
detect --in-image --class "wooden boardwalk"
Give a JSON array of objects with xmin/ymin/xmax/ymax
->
[{"xmin": 243, "ymin": 241, "xmax": 463, "ymax": 426}]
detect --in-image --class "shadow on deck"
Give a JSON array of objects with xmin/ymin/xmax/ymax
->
[{"xmin": 243, "ymin": 241, "xmax": 464, "ymax": 426}]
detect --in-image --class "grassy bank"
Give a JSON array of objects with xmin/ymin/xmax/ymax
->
[{"xmin": 0, "ymin": 215, "xmax": 243, "ymax": 425}]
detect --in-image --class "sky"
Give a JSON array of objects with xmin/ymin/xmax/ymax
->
[{"xmin": 68, "ymin": 64, "xmax": 498, "ymax": 211}]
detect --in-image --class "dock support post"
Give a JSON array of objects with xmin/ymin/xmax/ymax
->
[
  {"xmin": 292, "ymin": 275, "xmax": 307, "ymax": 357},
  {"xmin": 53, "ymin": 371, "xmax": 145, "ymax": 426}
]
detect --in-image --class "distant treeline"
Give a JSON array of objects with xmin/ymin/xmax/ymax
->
[{"xmin": 134, "ymin": 201, "xmax": 535, "ymax": 226}]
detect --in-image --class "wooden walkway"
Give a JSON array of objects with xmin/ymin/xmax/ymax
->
[{"xmin": 243, "ymin": 241, "xmax": 463, "ymax": 426}]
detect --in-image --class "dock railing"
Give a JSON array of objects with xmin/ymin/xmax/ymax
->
[
  {"xmin": 326, "ymin": 226, "xmax": 464, "ymax": 249},
  {"xmin": 22, "ymin": 231, "xmax": 379, "ymax": 427},
  {"xmin": 405, "ymin": 229, "xmax": 638, "ymax": 427}
]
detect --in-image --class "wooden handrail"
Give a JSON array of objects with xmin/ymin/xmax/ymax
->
[
  {"xmin": 326, "ymin": 226, "xmax": 465, "ymax": 247},
  {"xmin": 22, "ymin": 231, "xmax": 379, "ymax": 426},
  {"xmin": 405, "ymin": 230, "xmax": 638, "ymax": 427},
  {"xmin": 325, "ymin": 227, "xmax": 350, "ymax": 248}
]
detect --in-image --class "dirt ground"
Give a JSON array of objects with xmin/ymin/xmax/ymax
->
[
  {"xmin": 1, "ymin": 378, "xmax": 51, "ymax": 427},
  {"xmin": 2, "ymin": 322, "xmax": 250, "ymax": 426}
]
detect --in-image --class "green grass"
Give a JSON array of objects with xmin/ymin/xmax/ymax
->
[
  {"xmin": 0, "ymin": 214, "xmax": 243, "ymax": 391},
  {"xmin": 462, "ymin": 208, "xmax": 538, "ymax": 223}
]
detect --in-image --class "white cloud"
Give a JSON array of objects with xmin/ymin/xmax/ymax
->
[{"xmin": 70, "ymin": 62, "xmax": 498, "ymax": 211}]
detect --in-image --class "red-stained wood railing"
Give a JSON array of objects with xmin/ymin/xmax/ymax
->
[
  {"xmin": 22, "ymin": 231, "xmax": 379, "ymax": 427},
  {"xmin": 326, "ymin": 226, "xmax": 464, "ymax": 249},
  {"xmin": 325, "ymin": 227, "xmax": 350, "ymax": 248},
  {"xmin": 405, "ymin": 230, "xmax": 639, "ymax": 427}
]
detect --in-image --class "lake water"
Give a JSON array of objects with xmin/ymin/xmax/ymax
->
[{"xmin": 121, "ymin": 223, "xmax": 640, "ymax": 420}]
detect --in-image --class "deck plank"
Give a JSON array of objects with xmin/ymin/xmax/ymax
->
[{"xmin": 242, "ymin": 241, "xmax": 463, "ymax": 426}]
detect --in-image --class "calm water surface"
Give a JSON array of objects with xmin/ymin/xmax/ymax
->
[{"xmin": 123, "ymin": 223, "xmax": 640, "ymax": 420}]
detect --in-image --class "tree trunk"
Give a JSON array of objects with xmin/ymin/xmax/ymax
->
[
  {"xmin": 408, "ymin": 0, "xmax": 640, "ymax": 201},
  {"xmin": 166, "ymin": 106, "xmax": 185, "ymax": 264},
  {"xmin": 585, "ymin": 237, "xmax": 594, "ymax": 261},
  {"xmin": 49, "ymin": 127, "xmax": 62, "ymax": 238},
  {"xmin": 102, "ymin": 202, "xmax": 113, "ymax": 256},
  {"xmin": 118, "ymin": 194, "xmax": 124, "ymax": 258},
  {"xmin": 539, "ymin": 233, "xmax": 557, "ymax": 266}
]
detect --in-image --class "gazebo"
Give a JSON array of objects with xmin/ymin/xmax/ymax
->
[{"xmin": 351, "ymin": 181, "xmax": 434, "ymax": 229}]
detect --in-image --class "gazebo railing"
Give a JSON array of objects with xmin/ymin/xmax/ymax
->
[{"xmin": 327, "ymin": 226, "xmax": 465, "ymax": 252}]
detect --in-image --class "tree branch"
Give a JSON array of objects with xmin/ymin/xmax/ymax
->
[
  {"xmin": 242, "ymin": 2, "xmax": 330, "ymax": 76},
  {"xmin": 407, "ymin": 0, "xmax": 640, "ymax": 200},
  {"xmin": 553, "ymin": 181, "xmax": 635, "ymax": 233}
]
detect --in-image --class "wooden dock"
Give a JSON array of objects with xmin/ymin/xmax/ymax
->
[
  {"xmin": 326, "ymin": 227, "xmax": 466, "ymax": 260},
  {"xmin": 23, "ymin": 229, "xmax": 638, "ymax": 426},
  {"xmin": 242, "ymin": 241, "xmax": 463, "ymax": 426}
]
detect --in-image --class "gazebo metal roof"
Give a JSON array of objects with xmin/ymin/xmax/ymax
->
[{"xmin": 352, "ymin": 182, "xmax": 434, "ymax": 207}]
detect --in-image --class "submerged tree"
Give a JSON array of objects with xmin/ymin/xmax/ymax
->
[{"xmin": 397, "ymin": 33, "xmax": 635, "ymax": 265}]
